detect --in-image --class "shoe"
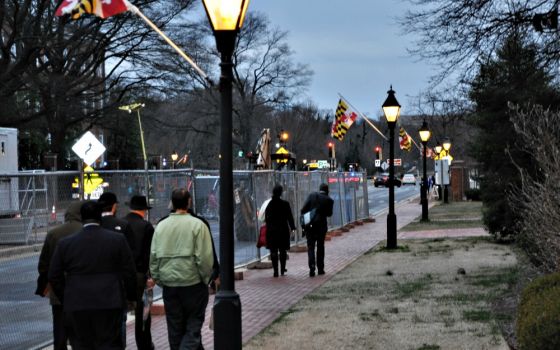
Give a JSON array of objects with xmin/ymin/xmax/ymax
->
[
  {"xmin": 318, "ymin": 270, "xmax": 325, "ymax": 275},
  {"xmin": 281, "ymin": 268, "xmax": 287, "ymax": 276},
  {"xmin": 309, "ymin": 270, "xmax": 315, "ymax": 277},
  {"xmin": 273, "ymin": 271, "xmax": 279, "ymax": 278}
]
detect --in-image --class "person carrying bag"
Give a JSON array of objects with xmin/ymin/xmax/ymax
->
[
  {"xmin": 264, "ymin": 185, "xmax": 296, "ymax": 277},
  {"xmin": 301, "ymin": 183, "xmax": 334, "ymax": 277}
]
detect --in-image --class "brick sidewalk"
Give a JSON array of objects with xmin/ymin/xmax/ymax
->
[{"xmin": 125, "ymin": 198, "xmax": 487, "ymax": 349}]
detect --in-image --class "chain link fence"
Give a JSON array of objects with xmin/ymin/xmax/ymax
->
[{"xmin": 0, "ymin": 169, "xmax": 368, "ymax": 349}]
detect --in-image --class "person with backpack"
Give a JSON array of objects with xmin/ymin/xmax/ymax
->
[{"xmin": 301, "ymin": 183, "xmax": 334, "ymax": 277}]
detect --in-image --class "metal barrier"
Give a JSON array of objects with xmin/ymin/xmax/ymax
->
[{"xmin": 0, "ymin": 169, "xmax": 368, "ymax": 350}]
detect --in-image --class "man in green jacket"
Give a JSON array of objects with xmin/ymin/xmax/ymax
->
[
  {"xmin": 150, "ymin": 189, "xmax": 213, "ymax": 350},
  {"xmin": 36, "ymin": 201, "xmax": 83, "ymax": 350}
]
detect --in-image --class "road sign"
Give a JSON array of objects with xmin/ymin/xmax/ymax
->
[
  {"xmin": 72, "ymin": 166, "xmax": 105, "ymax": 199},
  {"xmin": 381, "ymin": 162, "xmax": 389, "ymax": 171},
  {"xmin": 375, "ymin": 159, "xmax": 381, "ymax": 167},
  {"xmin": 72, "ymin": 131, "xmax": 106, "ymax": 166},
  {"xmin": 385, "ymin": 158, "xmax": 402, "ymax": 166}
]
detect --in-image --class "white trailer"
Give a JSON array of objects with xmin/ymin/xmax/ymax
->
[{"xmin": 0, "ymin": 127, "xmax": 19, "ymax": 216}]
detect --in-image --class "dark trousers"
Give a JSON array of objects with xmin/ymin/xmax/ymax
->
[
  {"xmin": 270, "ymin": 248, "xmax": 287, "ymax": 274},
  {"xmin": 65, "ymin": 308, "xmax": 124, "ymax": 350},
  {"xmin": 307, "ymin": 233, "xmax": 325, "ymax": 273},
  {"xmin": 52, "ymin": 304, "xmax": 68, "ymax": 350},
  {"xmin": 163, "ymin": 283, "xmax": 209, "ymax": 350},
  {"xmin": 135, "ymin": 274, "xmax": 154, "ymax": 350}
]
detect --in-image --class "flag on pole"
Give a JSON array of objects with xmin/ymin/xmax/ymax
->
[
  {"xmin": 331, "ymin": 99, "xmax": 358, "ymax": 141},
  {"xmin": 55, "ymin": 0, "xmax": 128, "ymax": 19},
  {"xmin": 399, "ymin": 127, "xmax": 412, "ymax": 151}
]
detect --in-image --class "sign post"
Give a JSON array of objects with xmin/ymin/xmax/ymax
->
[{"xmin": 72, "ymin": 132, "xmax": 106, "ymax": 200}]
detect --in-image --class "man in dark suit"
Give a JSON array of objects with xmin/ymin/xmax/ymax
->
[
  {"xmin": 98, "ymin": 192, "xmax": 135, "ymax": 347},
  {"xmin": 123, "ymin": 195, "xmax": 155, "ymax": 350},
  {"xmin": 98, "ymin": 192, "xmax": 135, "ymax": 251},
  {"xmin": 49, "ymin": 201, "xmax": 137, "ymax": 349},
  {"xmin": 301, "ymin": 183, "xmax": 334, "ymax": 277}
]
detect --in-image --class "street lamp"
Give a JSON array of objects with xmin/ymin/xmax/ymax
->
[
  {"xmin": 202, "ymin": 1, "xmax": 249, "ymax": 349},
  {"xmin": 171, "ymin": 151, "xmax": 178, "ymax": 169},
  {"xmin": 118, "ymin": 103, "xmax": 150, "ymax": 205},
  {"xmin": 434, "ymin": 142, "xmax": 443, "ymax": 200},
  {"xmin": 382, "ymin": 85, "xmax": 401, "ymax": 249},
  {"xmin": 442, "ymin": 138, "xmax": 451, "ymax": 203},
  {"xmin": 418, "ymin": 120, "xmax": 431, "ymax": 221}
]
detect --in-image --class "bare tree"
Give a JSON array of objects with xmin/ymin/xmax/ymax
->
[
  {"xmin": 0, "ymin": 0, "xmax": 196, "ymax": 168},
  {"xmin": 508, "ymin": 104, "xmax": 560, "ymax": 272},
  {"xmin": 401, "ymin": 0, "xmax": 560, "ymax": 84}
]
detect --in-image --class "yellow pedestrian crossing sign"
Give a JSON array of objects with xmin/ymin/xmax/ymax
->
[
  {"xmin": 73, "ymin": 166, "xmax": 104, "ymax": 199},
  {"xmin": 275, "ymin": 146, "xmax": 289, "ymax": 164}
]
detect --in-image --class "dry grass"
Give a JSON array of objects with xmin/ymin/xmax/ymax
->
[
  {"xmin": 402, "ymin": 201, "xmax": 484, "ymax": 231},
  {"xmin": 243, "ymin": 238, "xmax": 517, "ymax": 350}
]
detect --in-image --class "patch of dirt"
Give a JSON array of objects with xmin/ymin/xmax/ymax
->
[{"xmin": 244, "ymin": 238, "xmax": 521, "ymax": 350}]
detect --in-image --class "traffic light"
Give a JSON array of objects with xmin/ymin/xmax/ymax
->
[
  {"xmin": 327, "ymin": 142, "xmax": 335, "ymax": 158},
  {"xmin": 375, "ymin": 146, "xmax": 382, "ymax": 160}
]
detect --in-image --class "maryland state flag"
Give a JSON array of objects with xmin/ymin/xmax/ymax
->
[
  {"xmin": 55, "ymin": 0, "xmax": 128, "ymax": 19},
  {"xmin": 399, "ymin": 127, "xmax": 412, "ymax": 151},
  {"xmin": 331, "ymin": 99, "xmax": 358, "ymax": 141}
]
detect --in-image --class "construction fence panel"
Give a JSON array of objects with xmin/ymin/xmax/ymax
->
[{"xmin": 0, "ymin": 169, "xmax": 369, "ymax": 350}]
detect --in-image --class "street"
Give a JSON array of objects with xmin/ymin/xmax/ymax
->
[{"xmin": 0, "ymin": 182, "xmax": 419, "ymax": 350}]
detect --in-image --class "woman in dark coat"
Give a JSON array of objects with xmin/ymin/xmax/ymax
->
[{"xmin": 265, "ymin": 185, "xmax": 296, "ymax": 277}]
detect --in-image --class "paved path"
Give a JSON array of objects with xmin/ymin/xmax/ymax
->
[{"xmin": 125, "ymin": 197, "xmax": 488, "ymax": 349}]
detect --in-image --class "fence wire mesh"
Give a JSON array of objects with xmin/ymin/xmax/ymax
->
[{"xmin": 0, "ymin": 169, "xmax": 368, "ymax": 349}]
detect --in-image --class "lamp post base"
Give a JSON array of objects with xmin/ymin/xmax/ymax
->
[
  {"xmin": 387, "ymin": 213, "xmax": 397, "ymax": 249},
  {"xmin": 213, "ymin": 290, "xmax": 242, "ymax": 350}
]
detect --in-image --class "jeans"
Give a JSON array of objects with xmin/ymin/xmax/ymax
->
[
  {"xmin": 163, "ymin": 283, "xmax": 209, "ymax": 350},
  {"xmin": 307, "ymin": 233, "xmax": 325, "ymax": 273}
]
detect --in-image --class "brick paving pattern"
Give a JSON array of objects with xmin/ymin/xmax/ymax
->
[{"xmin": 125, "ymin": 199, "xmax": 488, "ymax": 349}]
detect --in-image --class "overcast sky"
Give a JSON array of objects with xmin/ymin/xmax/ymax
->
[{"xmin": 246, "ymin": 0, "xmax": 434, "ymax": 118}]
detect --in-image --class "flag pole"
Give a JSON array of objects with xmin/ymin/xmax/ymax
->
[
  {"xmin": 338, "ymin": 93, "xmax": 388, "ymax": 141},
  {"xmin": 126, "ymin": 2, "xmax": 213, "ymax": 86}
]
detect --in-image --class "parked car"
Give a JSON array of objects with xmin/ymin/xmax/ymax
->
[
  {"xmin": 402, "ymin": 173, "xmax": 417, "ymax": 185},
  {"xmin": 374, "ymin": 173, "xmax": 401, "ymax": 188}
]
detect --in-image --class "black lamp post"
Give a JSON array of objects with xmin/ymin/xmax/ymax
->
[
  {"xmin": 418, "ymin": 120, "xmax": 431, "ymax": 221},
  {"xmin": 202, "ymin": 1, "xmax": 250, "ymax": 349},
  {"xmin": 442, "ymin": 137, "xmax": 451, "ymax": 204},
  {"xmin": 382, "ymin": 86, "xmax": 401, "ymax": 249}
]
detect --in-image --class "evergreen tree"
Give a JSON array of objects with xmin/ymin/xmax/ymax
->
[{"xmin": 469, "ymin": 33, "xmax": 560, "ymax": 238}]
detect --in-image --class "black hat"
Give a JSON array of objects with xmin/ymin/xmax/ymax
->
[
  {"xmin": 98, "ymin": 192, "xmax": 118, "ymax": 206},
  {"xmin": 128, "ymin": 195, "xmax": 152, "ymax": 210}
]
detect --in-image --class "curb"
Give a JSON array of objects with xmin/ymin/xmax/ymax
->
[{"xmin": 0, "ymin": 243, "xmax": 42, "ymax": 260}]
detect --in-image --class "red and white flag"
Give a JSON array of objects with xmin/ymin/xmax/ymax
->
[{"xmin": 56, "ymin": 0, "xmax": 128, "ymax": 20}]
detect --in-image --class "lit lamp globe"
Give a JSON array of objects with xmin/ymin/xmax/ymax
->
[
  {"xmin": 382, "ymin": 86, "xmax": 401, "ymax": 125},
  {"xmin": 171, "ymin": 151, "xmax": 179, "ymax": 162},
  {"xmin": 434, "ymin": 144, "xmax": 443, "ymax": 157},
  {"xmin": 202, "ymin": 0, "xmax": 249, "ymax": 30},
  {"xmin": 419, "ymin": 121, "xmax": 431, "ymax": 143},
  {"xmin": 443, "ymin": 138, "xmax": 451, "ymax": 152}
]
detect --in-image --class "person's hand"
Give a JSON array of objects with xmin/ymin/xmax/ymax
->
[
  {"xmin": 146, "ymin": 278, "xmax": 155, "ymax": 290},
  {"xmin": 214, "ymin": 277, "xmax": 221, "ymax": 291},
  {"xmin": 127, "ymin": 301, "xmax": 136, "ymax": 311}
]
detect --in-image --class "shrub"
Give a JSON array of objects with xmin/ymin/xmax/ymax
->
[
  {"xmin": 465, "ymin": 188, "xmax": 481, "ymax": 201},
  {"xmin": 516, "ymin": 272, "xmax": 560, "ymax": 350}
]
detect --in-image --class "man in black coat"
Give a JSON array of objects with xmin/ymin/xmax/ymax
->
[
  {"xmin": 98, "ymin": 192, "xmax": 136, "ymax": 251},
  {"xmin": 37, "ymin": 201, "xmax": 83, "ymax": 350},
  {"xmin": 301, "ymin": 183, "xmax": 334, "ymax": 277},
  {"xmin": 48, "ymin": 201, "xmax": 137, "ymax": 349},
  {"xmin": 123, "ymin": 195, "xmax": 155, "ymax": 350}
]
